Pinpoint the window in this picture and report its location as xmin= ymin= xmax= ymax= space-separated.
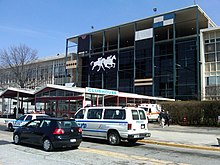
xmin=139 ymin=110 xmax=146 ymax=120
xmin=27 ymin=120 xmax=41 ymax=128
xmin=58 ymin=120 xmax=78 ymax=128
xmin=104 ymin=109 xmax=126 ymax=120
xmin=87 ymin=109 xmax=103 ymax=119
xmin=25 ymin=115 xmax=32 ymax=121
xmin=75 ymin=109 xmax=85 ymax=119
xmin=40 ymin=120 xmax=51 ymax=128
xmin=211 ymin=63 xmax=216 ymax=72
xmin=18 ymin=115 xmax=26 ymax=120
xmin=132 ymin=110 xmax=139 ymax=120
xmin=205 ymin=44 xmax=215 ymax=53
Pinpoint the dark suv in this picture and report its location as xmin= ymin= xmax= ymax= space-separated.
xmin=13 ymin=118 xmax=82 ymax=151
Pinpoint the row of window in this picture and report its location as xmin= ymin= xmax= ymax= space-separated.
xmin=75 ymin=108 xmax=146 ymax=120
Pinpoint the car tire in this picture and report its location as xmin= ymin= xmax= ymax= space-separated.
xmin=14 ymin=134 xmax=20 ymax=145
xmin=8 ymin=123 xmax=14 ymax=131
xmin=108 ymin=131 xmax=120 ymax=145
xmin=42 ymin=138 xmax=53 ymax=151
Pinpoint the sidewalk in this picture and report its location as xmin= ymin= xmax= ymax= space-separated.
xmin=141 ymin=123 xmax=220 ymax=151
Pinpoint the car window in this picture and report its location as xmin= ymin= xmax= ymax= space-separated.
xmin=75 ymin=109 xmax=85 ymax=119
xmin=57 ymin=120 xmax=78 ymax=128
xmin=18 ymin=115 xmax=26 ymax=120
xmin=25 ymin=115 xmax=32 ymax=121
xmin=40 ymin=120 xmax=51 ymax=128
xmin=87 ymin=109 xmax=103 ymax=119
xmin=139 ymin=110 xmax=146 ymax=120
xmin=104 ymin=109 xmax=125 ymax=120
xmin=27 ymin=120 xmax=41 ymax=128
xmin=132 ymin=110 xmax=139 ymax=120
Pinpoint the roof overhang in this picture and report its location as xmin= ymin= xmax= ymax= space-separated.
xmin=0 ymin=87 xmax=35 ymax=98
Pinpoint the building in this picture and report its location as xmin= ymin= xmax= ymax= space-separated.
xmin=0 ymin=54 xmax=73 ymax=89
xmin=65 ymin=5 xmax=217 ymax=101
xmin=200 ymin=27 xmax=220 ymax=100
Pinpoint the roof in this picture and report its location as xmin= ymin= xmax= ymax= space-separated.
xmin=35 ymin=84 xmax=85 ymax=94
xmin=67 ymin=5 xmax=216 ymax=41
xmin=0 ymin=87 xmax=35 ymax=98
xmin=0 ymin=84 xmax=175 ymax=102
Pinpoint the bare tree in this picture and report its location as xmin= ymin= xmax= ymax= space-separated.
xmin=0 ymin=44 xmax=38 ymax=88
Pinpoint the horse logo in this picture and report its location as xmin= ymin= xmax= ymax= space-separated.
xmin=90 ymin=55 xmax=116 ymax=72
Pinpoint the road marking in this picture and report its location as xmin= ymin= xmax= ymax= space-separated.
xmin=80 ymin=147 xmax=190 ymax=165
xmin=139 ymin=140 xmax=220 ymax=152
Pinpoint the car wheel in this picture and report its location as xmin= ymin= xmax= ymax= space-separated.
xmin=14 ymin=134 xmax=20 ymax=145
xmin=108 ymin=131 xmax=120 ymax=145
xmin=43 ymin=138 xmax=53 ymax=151
xmin=8 ymin=123 xmax=14 ymax=131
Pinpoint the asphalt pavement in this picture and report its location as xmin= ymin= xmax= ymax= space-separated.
xmin=0 ymin=117 xmax=219 ymax=151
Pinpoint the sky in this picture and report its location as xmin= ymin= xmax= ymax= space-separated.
xmin=0 ymin=0 xmax=220 ymax=58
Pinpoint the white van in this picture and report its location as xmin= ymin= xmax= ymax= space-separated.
xmin=138 ymin=104 xmax=161 ymax=122
xmin=74 ymin=106 xmax=151 ymax=145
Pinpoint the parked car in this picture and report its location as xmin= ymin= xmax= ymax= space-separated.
xmin=74 ymin=106 xmax=151 ymax=145
xmin=138 ymin=104 xmax=161 ymax=122
xmin=5 ymin=113 xmax=49 ymax=131
xmin=13 ymin=118 xmax=82 ymax=151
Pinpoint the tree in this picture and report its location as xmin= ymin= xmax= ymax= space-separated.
xmin=0 ymin=44 xmax=38 ymax=88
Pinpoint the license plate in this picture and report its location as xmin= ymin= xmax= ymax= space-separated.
xmin=70 ymin=139 xmax=76 ymax=142
xmin=134 ymin=135 xmax=139 ymax=138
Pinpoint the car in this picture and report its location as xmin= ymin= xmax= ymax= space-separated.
xmin=13 ymin=118 xmax=82 ymax=151
xmin=74 ymin=106 xmax=151 ymax=145
xmin=138 ymin=104 xmax=161 ymax=122
xmin=5 ymin=113 xmax=49 ymax=131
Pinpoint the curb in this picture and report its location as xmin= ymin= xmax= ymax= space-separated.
xmin=139 ymin=140 xmax=220 ymax=152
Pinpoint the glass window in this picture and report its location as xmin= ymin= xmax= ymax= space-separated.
xmin=216 ymin=43 xmax=220 ymax=51
xmin=217 ymin=77 xmax=220 ymax=85
xmin=217 ymin=63 xmax=220 ymax=71
xmin=132 ymin=110 xmax=139 ymax=120
xmin=205 ymin=44 xmax=215 ymax=53
xmin=75 ymin=109 xmax=85 ymax=119
xmin=40 ymin=120 xmax=51 ymax=128
xmin=139 ymin=110 xmax=146 ymax=120
xmin=217 ymin=52 xmax=220 ymax=61
xmin=58 ymin=120 xmax=78 ymax=128
xmin=205 ymin=63 xmax=210 ymax=72
xmin=211 ymin=63 xmax=216 ymax=72
xmin=87 ymin=109 xmax=103 ymax=119
xmin=27 ymin=120 xmax=41 ymax=128
xmin=18 ymin=115 xmax=26 ymax=120
xmin=205 ymin=53 xmax=215 ymax=62
xmin=104 ymin=109 xmax=126 ymax=120
xmin=209 ymin=76 xmax=216 ymax=85
xmin=25 ymin=115 xmax=32 ymax=121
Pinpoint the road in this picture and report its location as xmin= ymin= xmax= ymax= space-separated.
xmin=0 ymin=124 xmax=220 ymax=165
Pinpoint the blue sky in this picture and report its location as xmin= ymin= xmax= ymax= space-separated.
xmin=0 ymin=0 xmax=220 ymax=58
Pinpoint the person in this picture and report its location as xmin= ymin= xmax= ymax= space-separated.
xmin=159 ymin=109 xmax=167 ymax=128
xmin=13 ymin=107 xmax=17 ymax=119
xmin=165 ymin=111 xmax=170 ymax=127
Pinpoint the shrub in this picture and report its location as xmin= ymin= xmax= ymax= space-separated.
xmin=160 ymin=101 xmax=220 ymax=127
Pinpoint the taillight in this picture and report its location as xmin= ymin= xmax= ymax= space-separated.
xmin=128 ymin=123 xmax=132 ymax=130
xmin=78 ymin=127 xmax=82 ymax=133
xmin=53 ymin=128 xmax=65 ymax=135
